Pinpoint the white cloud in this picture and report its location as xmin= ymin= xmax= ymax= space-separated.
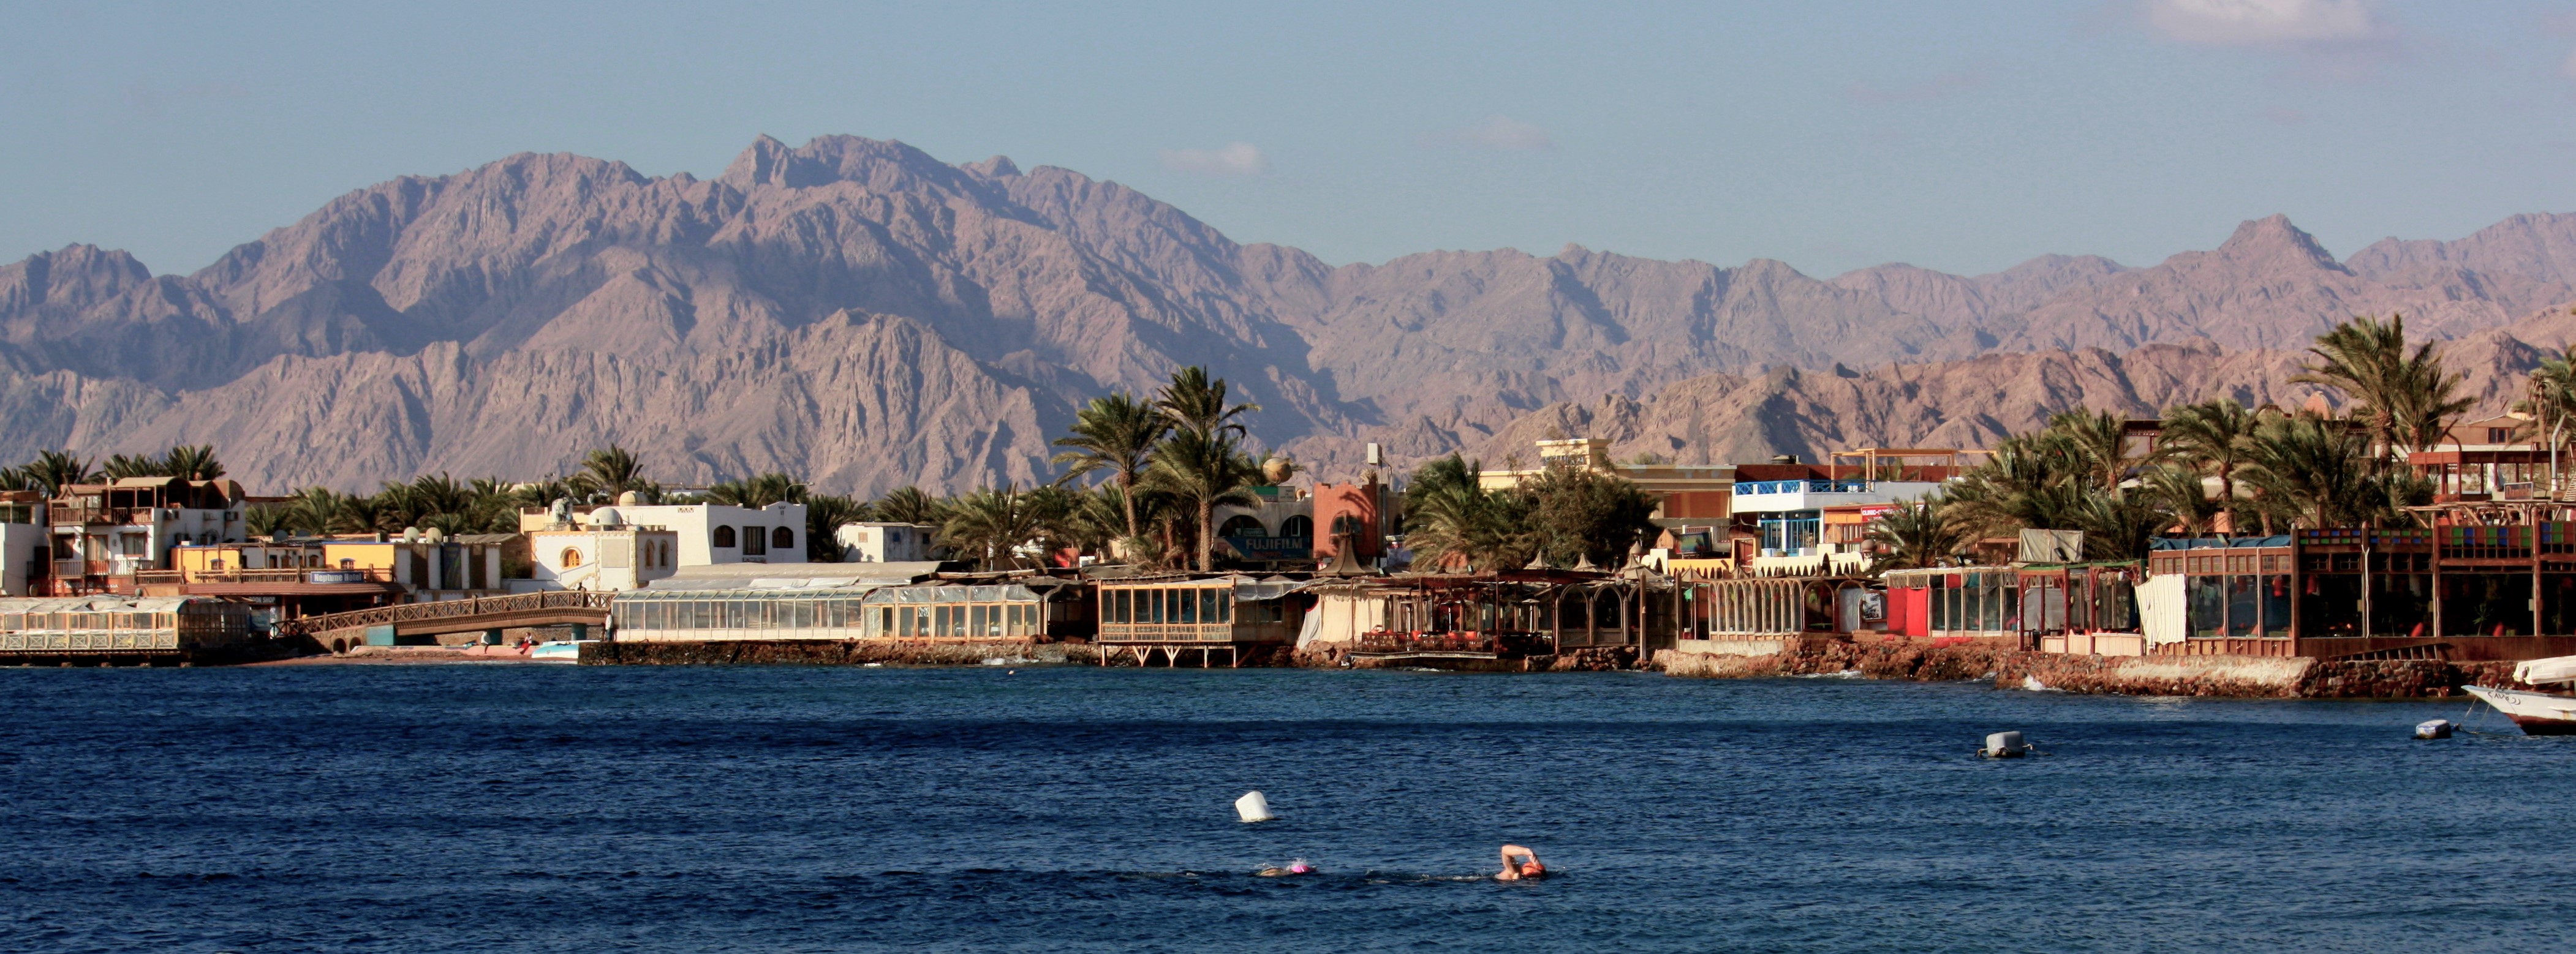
xmin=2144 ymin=0 xmax=2374 ymax=45
xmin=1157 ymin=142 xmax=1267 ymax=177
xmin=1416 ymin=116 xmax=1555 ymax=151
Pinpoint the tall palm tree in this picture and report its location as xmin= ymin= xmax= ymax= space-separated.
xmin=939 ymin=485 xmax=1051 ymax=571
xmin=2046 ymin=409 xmax=2143 ymax=492
xmin=2294 ymin=314 xmax=2471 ymax=457
xmin=19 ymin=451 xmax=94 ymax=495
xmin=1400 ymin=456 xmax=1534 ymax=571
xmin=2137 ymin=462 xmax=2221 ymax=538
xmin=162 ymin=445 xmax=224 ymax=481
xmin=578 ymin=445 xmax=652 ymax=500
xmin=2238 ymin=413 xmax=2401 ymax=529
xmin=1157 ymin=366 xmax=1260 ymax=438
xmin=1143 ymin=428 xmax=1264 ymax=571
xmin=1050 ymin=392 xmax=1167 ymax=543
xmin=99 ymin=453 xmax=163 ymax=481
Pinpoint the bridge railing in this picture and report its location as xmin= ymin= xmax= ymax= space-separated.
xmin=277 ymin=591 xmax=614 ymax=638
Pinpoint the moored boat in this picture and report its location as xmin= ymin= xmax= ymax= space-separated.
xmin=529 ymin=640 xmax=592 ymax=664
xmin=2467 ymin=654 xmax=2576 ymax=734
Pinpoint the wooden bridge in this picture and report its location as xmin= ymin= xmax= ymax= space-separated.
xmin=277 ymin=592 xmax=613 ymax=646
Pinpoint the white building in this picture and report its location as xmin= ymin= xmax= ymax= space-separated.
xmin=526 ymin=508 xmax=682 ymax=593
xmin=836 ymin=522 xmax=943 ymax=563
xmin=521 ymin=500 xmax=809 ymax=566
xmin=45 ymin=478 xmax=249 ymax=594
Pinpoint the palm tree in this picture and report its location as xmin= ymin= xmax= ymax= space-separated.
xmin=2237 ymin=413 xmax=2403 ymax=529
xmin=871 ymin=486 xmax=950 ymax=525
xmin=576 ymin=445 xmax=654 ymax=500
xmin=2047 ymin=409 xmax=2143 ymax=492
xmin=2294 ymin=314 xmax=2471 ymax=457
xmin=803 ymin=494 xmax=871 ymax=562
xmin=939 ymin=486 xmax=1051 ymax=570
xmin=1050 ymin=392 xmax=1167 ymax=544
xmin=2136 ymin=462 xmax=2221 ymax=538
xmin=1399 ymin=456 xmax=1534 ymax=571
xmin=162 ymin=445 xmax=224 ymax=481
xmin=708 ymin=472 xmax=806 ymax=508
xmin=99 ymin=453 xmax=163 ymax=481
xmin=1866 ymin=497 xmax=1965 ymax=569
xmin=1142 ymin=427 xmax=1264 ymax=571
xmin=18 ymin=451 xmax=94 ymax=495
xmin=1157 ymin=366 xmax=1260 ymax=438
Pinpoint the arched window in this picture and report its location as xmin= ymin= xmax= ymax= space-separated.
xmin=1217 ymin=515 xmax=1267 ymax=538
xmin=713 ymin=526 xmax=737 ymax=548
xmin=561 ymin=547 xmax=584 ymax=568
xmin=1278 ymin=515 xmax=1313 ymax=539
xmin=772 ymin=527 xmax=794 ymax=550
xmin=1331 ymin=514 xmax=1364 ymax=537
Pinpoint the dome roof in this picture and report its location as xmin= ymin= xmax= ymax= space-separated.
xmin=586 ymin=507 xmax=626 ymax=527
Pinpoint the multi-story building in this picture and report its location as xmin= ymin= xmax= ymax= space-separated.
xmin=519 ymin=500 xmax=808 ymax=567
xmin=44 ymin=477 xmax=252 ymax=595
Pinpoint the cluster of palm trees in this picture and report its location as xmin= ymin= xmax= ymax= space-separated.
xmin=1870 ymin=315 xmax=2476 ymax=568
xmin=1046 ymin=367 xmax=1270 ymax=571
xmin=0 ymin=445 xmax=227 ymax=495
xmin=1396 ymin=453 xmax=1660 ymax=572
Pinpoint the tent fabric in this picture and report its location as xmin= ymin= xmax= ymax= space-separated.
xmin=2137 ymin=574 xmax=2187 ymax=645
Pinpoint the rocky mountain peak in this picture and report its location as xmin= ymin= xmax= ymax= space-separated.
xmin=2215 ymin=214 xmax=2346 ymax=274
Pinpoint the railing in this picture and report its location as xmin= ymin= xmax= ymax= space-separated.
xmin=135 ymin=568 xmax=395 ymax=586
xmin=1097 ymin=622 xmax=1235 ymax=643
xmin=1354 ymin=630 xmax=1549 ymax=655
xmin=1732 ymin=480 xmax=1870 ymax=496
xmin=276 ymin=592 xmax=613 ymax=638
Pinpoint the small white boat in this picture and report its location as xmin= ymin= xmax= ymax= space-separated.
xmin=529 ymin=640 xmax=593 ymax=664
xmin=2464 ymin=685 xmax=2576 ymax=735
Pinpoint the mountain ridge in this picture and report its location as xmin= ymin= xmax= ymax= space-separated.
xmin=4 ymin=133 xmax=2574 ymax=492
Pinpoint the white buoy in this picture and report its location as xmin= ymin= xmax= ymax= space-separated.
xmin=1234 ymin=790 xmax=1275 ymax=823
xmin=1981 ymin=731 xmax=2030 ymax=758
xmin=2415 ymin=719 xmax=2453 ymax=740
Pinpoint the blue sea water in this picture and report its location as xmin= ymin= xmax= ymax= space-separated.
xmin=1 ymin=664 xmax=2570 ymax=952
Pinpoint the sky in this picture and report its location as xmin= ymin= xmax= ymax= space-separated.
xmin=6 ymin=1 xmax=2576 ymax=279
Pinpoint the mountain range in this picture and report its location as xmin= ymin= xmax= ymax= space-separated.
xmin=5 ymin=133 xmax=2575 ymax=493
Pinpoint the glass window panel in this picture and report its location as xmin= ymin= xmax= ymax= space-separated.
xmin=1146 ymin=590 xmax=1163 ymax=624
xmin=1177 ymin=590 xmax=1198 ymax=624
xmin=1203 ymin=590 xmax=1223 ymax=625
xmin=970 ymin=605 xmax=988 ymax=636
xmin=2226 ymin=575 xmax=2258 ymax=637
xmin=2261 ymin=575 xmax=2292 ymax=637
xmin=2187 ymin=577 xmax=2226 ymax=638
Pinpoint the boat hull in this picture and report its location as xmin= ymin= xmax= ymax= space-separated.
xmin=2465 ymin=685 xmax=2576 ymax=735
xmin=529 ymin=640 xmax=590 ymax=664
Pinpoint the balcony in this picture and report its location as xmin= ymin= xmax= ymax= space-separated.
xmin=1730 ymin=479 xmax=1940 ymax=514
xmin=132 ymin=568 xmax=395 ymax=586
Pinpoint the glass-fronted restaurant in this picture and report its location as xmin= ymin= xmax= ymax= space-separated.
xmin=610 ymin=582 xmax=1078 ymax=642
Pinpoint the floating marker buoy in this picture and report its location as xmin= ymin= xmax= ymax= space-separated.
xmin=1980 ymin=731 xmax=2031 ymax=758
xmin=1235 ymin=790 xmax=1275 ymax=823
xmin=2415 ymin=719 xmax=2453 ymax=740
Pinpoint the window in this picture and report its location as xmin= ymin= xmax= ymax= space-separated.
xmin=1201 ymin=589 xmax=1224 ymax=625
xmin=561 ymin=547 xmax=584 ymax=568
xmin=741 ymin=527 xmax=765 ymax=555
xmin=1279 ymin=515 xmax=1313 ymax=539
xmin=772 ymin=527 xmax=794 ymax=550
xmin=714 ymin=526 xmax=737 ymax=548
xmin=2490 ymin=427 xmax=2514 ymax=443
xmin=1218 ymin=515 xmax=1268 ymax=538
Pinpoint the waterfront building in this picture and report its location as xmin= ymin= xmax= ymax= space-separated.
xmin=0 ymin=594 xmax=255 ymax=663
xmin=1093 ymin=574 xmax=1313 ymax=666
xmin=607 ymin=575 xmax=1081 ymax=642
xmin=43 ymin=477 xmax=252 ymax=595
xmin=519 ymin=500 xmax=808 ymax=566
xmin=526 ymin=508 xmax=681 ymax=592
xmin=1214 ymin=485 xmax=1317 ymax=564
xmin=1729 ymin=449 xmax=1966 ymax=562
xmin=1475 ymin=437 xmax=1734 ymax=523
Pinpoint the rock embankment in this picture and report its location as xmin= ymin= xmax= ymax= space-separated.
xmin=1660 ymin=641 xmax=2551 ymax=699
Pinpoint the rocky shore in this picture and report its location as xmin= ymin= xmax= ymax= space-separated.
xmin=1653 ymin=639 xmax=2545 ymax=699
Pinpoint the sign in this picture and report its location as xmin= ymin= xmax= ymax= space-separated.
xmin=309 ymin=570 xmax=368 ymax=584
xmin=1225 ymin=536 xmax=1312 ymax=560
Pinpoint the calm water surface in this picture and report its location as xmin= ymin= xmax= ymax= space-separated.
xmin=1 ymin=664 xmax=2569 ymax=952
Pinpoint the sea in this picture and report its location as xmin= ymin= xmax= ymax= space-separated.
xmin=2 ymin=663 xmax=2570 ymax=952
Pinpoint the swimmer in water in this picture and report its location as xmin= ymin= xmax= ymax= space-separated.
xmin=1495 ymin=844 xmax=1544 ymax=881
xmin=1255 ymin=859 xmax=1316 ymax=877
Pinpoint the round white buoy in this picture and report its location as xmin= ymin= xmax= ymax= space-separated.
xmin=1234 ymin=790 xmax=1275 ymax=823
xmin=1981 ymin=731 xmax=2030 ymax=758
xmin=2415 ymin=719 xmax=2453 ymax=740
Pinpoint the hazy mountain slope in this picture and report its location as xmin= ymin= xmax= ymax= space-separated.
xmin=4 ymin=133 xmax=2575 ymax=492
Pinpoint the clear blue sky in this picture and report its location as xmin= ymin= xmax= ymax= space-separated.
xmin=5 ymin=1 xmax=2574 ymax=279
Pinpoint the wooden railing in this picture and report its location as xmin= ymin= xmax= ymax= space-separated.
xmin=277 ymin=592 xmax=613 ymax=637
